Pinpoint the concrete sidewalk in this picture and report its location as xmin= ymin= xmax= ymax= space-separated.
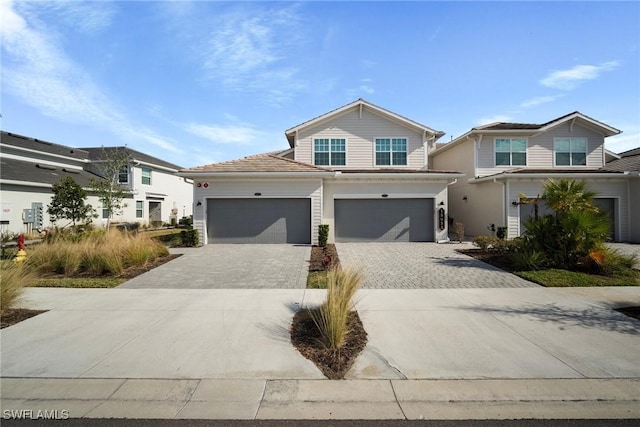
xmin=2 ymin=286 xmax=639 ymax=419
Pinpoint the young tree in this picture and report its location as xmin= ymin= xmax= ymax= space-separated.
xmin=48 ymin=177 xmax=95 ymax=228
xmin=90 ymin=147 xmax=131 ymax=229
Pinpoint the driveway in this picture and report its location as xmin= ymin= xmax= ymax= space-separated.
xmin=119 ymin=245 xmax=310 ymax=289
xmin=337 ymin=242 xmax=538 ymax=289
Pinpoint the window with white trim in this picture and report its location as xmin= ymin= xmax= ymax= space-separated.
xmin=118 ymin=166 xmax=129 ymax=184
xmin=555 ymin=138 xmax=587 ymax=166
xmin=495 ymin=138 xmax=527 ymax=166
xmin=314 ymin=138 xmax=346 ymax=166
xmin=141 ymin=167 xmax=152 ymax=185
xmin=136 ymin=201 xmax=143 ymax=218
xmin=375 ymin=138 xmax=407 ymax=166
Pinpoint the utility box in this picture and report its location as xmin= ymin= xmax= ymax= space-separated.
xmin=32 ymin=202 xmax=44 ymax=230
xmin=23 ymin=208 xmax=34 ymax=224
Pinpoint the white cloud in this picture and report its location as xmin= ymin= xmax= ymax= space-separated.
xmin=540 ymin=61 xmax=619 ymax=90
xmin=359 ymin=85 xmax=375 ymax=94
xmin=1 ymin=1 xmax=179 ymax=153
xmin=185 ymin=123 xmax=261 ymax=145
xmin=520 ymin=95 xmax=562 ymax=108
xmin=475 ymin=115 xmax=513 ymax=126
xmin=606 ymin=131 xmax=640 ymax=154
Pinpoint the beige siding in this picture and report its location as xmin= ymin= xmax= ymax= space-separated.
xmin=322 ymin=178 xmax=450 ymax=242
xmin=294 ymin=107 xmax=426 ymax=169
xmin=507 ymin=178 xmax=629 ymax=241
xmin=451 ymin=180 xmax=504 ymax=238
xmin=193 ymin=178 xmax=323 ymax=245
xmin=476 ymin=123 xmax=606 ymax=177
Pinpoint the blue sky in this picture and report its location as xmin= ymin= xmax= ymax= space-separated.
xmin=2 ymin=1 xmax=639 ymax=168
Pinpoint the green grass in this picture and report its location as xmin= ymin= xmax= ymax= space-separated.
xmin=517 ymin=269 xmax=640 ymax=287
xmin=31 ymin=277 xmax=125 ymax=288
xmin=307 ymin=271 xmax=328 ymax=289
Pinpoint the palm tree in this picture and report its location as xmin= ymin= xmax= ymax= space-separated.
xmin=543 ymin=178 xmax=599 ymax=216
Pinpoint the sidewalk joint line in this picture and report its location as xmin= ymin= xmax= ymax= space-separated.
xmin=389 ymin=379 xmax=407 ymax=420
xmin=254 ymin=379 xmax=269 ymax=419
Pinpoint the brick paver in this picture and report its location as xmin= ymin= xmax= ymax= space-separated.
xmin=119 ymin=244 xmax=310 ymax=289
xmin=337 ymin=242 xmax=538 ymax=289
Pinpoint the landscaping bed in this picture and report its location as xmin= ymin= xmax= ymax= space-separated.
xmin=307 ymin=244 xmax=341 ymax=289
xmin=1 ymin=308 xmax=47 ymax=329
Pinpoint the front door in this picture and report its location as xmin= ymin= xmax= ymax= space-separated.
xmin=149 ymin=201 xmax=162 ymax=225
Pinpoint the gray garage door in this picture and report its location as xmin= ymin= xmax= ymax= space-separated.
xmin=335 ymin=199 xmax=434 ymax=242
xmin=207 ymin=198 xmax=311 ymax=244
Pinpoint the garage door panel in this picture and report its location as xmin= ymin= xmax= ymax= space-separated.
xmin=335 ymin=199 xmax=433 ymax=242
xmin=207 ymin=199 xmax=310 ymax=244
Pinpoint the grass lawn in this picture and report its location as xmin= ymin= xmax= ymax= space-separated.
xmin=517 ymin=269 xmax=640 ymax=287
xmin=307 ymin=271 xmax=328 ymax=289
xmin=31 ymin=277 xmax=125 ymax=288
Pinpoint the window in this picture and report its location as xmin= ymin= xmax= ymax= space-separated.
xmin=141 ymin=167 xmax=151 ymax=185
xmin=314 ymin=138 xmax=346 ymax=166
xmin=136 ymin=201 xmax=143 ymax=218
xmin=495 ymin=138 xmax=527 ymax=166
xmin=102 ymin=206 xmax=109 ymax=219
xmin=375 ymin=138 xmax=407 ymax=166
xmin=555 ymin=138 xmax=587 ymax=166
xmin=118 ymin=166 xmax=129 ymax=184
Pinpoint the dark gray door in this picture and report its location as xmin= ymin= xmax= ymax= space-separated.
xmin=593 ymin=198 xmax=616 ymax=241
xmin=335 ymin=199 xmax=433 ymax=242
xmin=207 ymin=198 xmax=311 ymax=244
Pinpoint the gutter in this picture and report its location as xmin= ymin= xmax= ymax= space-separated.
xmin=470 ymin=171 xmax=629 ymax=184
xmin=177 ymin=171 xmax=335 ymax=178
xmin=331 ymin=172 xmax=464 ymax=180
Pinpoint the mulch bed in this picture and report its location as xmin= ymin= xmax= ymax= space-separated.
xmin=308 ymin=244 xmax=341 ymax=272
xmin=1 ymin=308 xmax=47 ymax=329
xmin=456 ymin=248 xmax=515 ymax=272
xmin=290 ymin=309 xmax=367 ymax=379
xmin=0 ymin=254 xmax=181 ymax=329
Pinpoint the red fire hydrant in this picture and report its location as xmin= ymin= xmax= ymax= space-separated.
xmin=14 ymin=233 xmax=27 ymax=263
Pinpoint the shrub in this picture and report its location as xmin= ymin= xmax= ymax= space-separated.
xmin=318 ymin=224 xmax=329 ymax=248
xmin=509 ymin=248 xmax=547 ymax=271
xmin=583 ymin=247 xmax=638 ymax=276
xmin=496 ymin=226 xmax=508 ymax=240
xmin=180 ymin=229 xmax=199 ymax=247
xmin=472 ymin=235 xmax=492 ymax=251
xmin=1 ymin=262 xmax=36 ymax=313
xmin=308 ymin=268 xmax=363 ymax=349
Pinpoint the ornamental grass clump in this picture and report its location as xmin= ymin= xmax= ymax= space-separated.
xmin=0 ymin=262 xmax=36 ymax=314
xmin=308 ymin=267 xmax=363 ymax=349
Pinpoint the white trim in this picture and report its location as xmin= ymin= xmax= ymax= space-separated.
xmin=332 ymin=172 xmax=463 ymax=180
xmin=333 ymin=193 xmax=437 ymax=199
xmin=312 ymin=137 xmax=347 ymax=167
xmin=0 ymin=143 xmax=89 ymax=164
xmin=373 ymin=136 xmax=409 ymax=167
xmin=180 ymin=171 xmax=334 ymax=178
xmin=494 ymin=137 xmax=528 ymax=168
xmin=553 ymin=137 xmax=589 ymax=167
xmin=471 ymin=172 xmax=628 ymax=183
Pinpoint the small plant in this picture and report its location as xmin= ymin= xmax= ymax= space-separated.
xmin=509 ymin=248 xmax=547 ymax=271
xmin=496 ymin=226 xmax=508 ymax=240
xmin=180 ymin=229 xmax=199 ymax=247
xmin=583 ymin=247 xmax=637 ymax=276
xmin=472 ymin=235 xmax=492 ymax=251
xmin=0 ymin=262 xmax=36 ymax=313
xmin=308 ymin=268 xmax=363 ymax=349
xmin=318 ymin=224 xmax=329 ymax=248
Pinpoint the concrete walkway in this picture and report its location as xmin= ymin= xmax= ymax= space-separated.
xmin=337 ymin=242 xmax=537 ymax=288
xmin=2 ymin=286 xmax=639 ymax=419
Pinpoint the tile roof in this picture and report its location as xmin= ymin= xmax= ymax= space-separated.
xmin=180 ymin=152 xmax=331 ymax=173
xmin=0 ymin=157 xmax=102 ymax=187
xmin=338 ymin=168 xmax=460 ymax=174
xmin=81 ymin=146 xmax=183 ymax=170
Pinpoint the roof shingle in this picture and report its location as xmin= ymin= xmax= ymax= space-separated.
xmin=180 ymin=152 xmax=331 ymax=173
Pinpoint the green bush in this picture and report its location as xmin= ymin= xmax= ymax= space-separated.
xmin=180 ymin=229 xmax=199 ymax=247
xmin=308 ymin=268 xmax=363 ymax=349
xmin=496 ymin=226 xmax=508 ymax=240
xmin=472 ymin=235 xmax=492 ymax=251
xmin=509 ymin=248 xmax=547 ymax=271
xmin=318 ymin=224 xmax=329 ymax=248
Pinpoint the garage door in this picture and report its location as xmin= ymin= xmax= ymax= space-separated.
xmin=593 ymin=198 xmax=616 ymax=241
xmin=335 ymin=199 xmax=434 ymax=242
xmin=207 ymin=199 xmax=311 ymax=244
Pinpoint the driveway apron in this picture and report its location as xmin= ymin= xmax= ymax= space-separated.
xmin=337 ymin=242 xmax=538 ymax=289
xmin=119 ymin=245 xmax=310 ymax=289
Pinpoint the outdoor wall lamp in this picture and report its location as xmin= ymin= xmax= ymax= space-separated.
xmin=381 ymin=194 xmax=389 ymax=198
xmin=439 ymin=201 xmax=445 ymax=206
xmin=511 ymin=200 xmax=519 ymax=206
xmin=196 ymin=201 xmax=202 ymax=206
xmin=254 ymin=192 xmax=262 ymax=196
xmin=462 ymin=196 xmax=468 ymax=201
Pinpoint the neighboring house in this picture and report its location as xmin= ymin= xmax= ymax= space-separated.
xmin=602 ymin=147 xmax=640 ymax=243
xmin=180 ymin=99 xmax=463 ymax=245
xmin=0 ymin=131 xmax=193 ymax=233
xmin=430 ymin=112 xmax=638 ymax=242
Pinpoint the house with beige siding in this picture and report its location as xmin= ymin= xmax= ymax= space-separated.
xmin=180 ymin=99 xmax=463 ymax=245
xmin=430 ymin=112 xmax=639 ymax=242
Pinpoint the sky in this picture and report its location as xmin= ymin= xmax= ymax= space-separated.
xmin=1 ymin=1 xmax=639 ymax=168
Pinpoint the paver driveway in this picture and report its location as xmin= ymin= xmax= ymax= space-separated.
xmin=119 ymin=244 xmax=310 ymax=289
xmin=337 ymin=242 xmax=538 ymax=289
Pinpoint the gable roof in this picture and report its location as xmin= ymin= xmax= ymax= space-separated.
xmin=179 ymin=152 xmax=332 ymax=175
xmin=0 ymin=157 xmax=102 ymax=188
xmin=81 ymin=146 xmax=183 ymax=171
xmin=1 ymin=131 xmax=90 ymax=161
xmin=434 ymin=111 xmax=621 ymax=155
xmin=602 ymin=146 xmax=640 ymax=172
xmin=284 ymin=98 xmax=445 ymax=147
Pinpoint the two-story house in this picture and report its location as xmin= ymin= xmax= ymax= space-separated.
xmin=180 ymin=99 xmax=463 ymax=245
xmin=0 ymin=131 xmax=193 ymax=233
xmin=430 ymin=112 xmax=637 ymax=242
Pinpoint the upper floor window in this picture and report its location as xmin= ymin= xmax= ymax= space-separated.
xmin=495 ymin=138 xmax=527 ymax=166
xmin=141 ymin=167 xmax=152 ymax=185
xmin=314 ymin=138 xmax=346 ymax=166
xmin=375 ymin=138 xmax=407 ymax=166
xmin=118 ymin=166 xmax=129 ymax=184
xmin=555 ymin=138 xmax=587 ymax=166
